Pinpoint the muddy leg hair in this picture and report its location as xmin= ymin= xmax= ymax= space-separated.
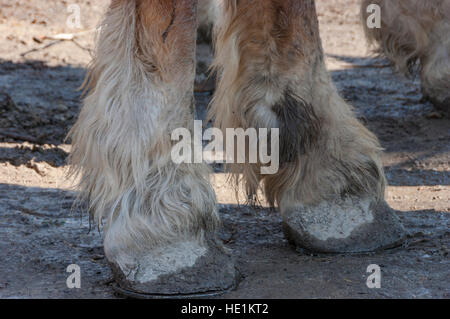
xmin=68 ymin=0 xmax=235 ymax=295
xmin=212 ymin=0 xmax=384 ymax=205
xmin=211 ymin=0 xmax=405 ymax=252
xmin=197 ymin=0 xmax=218 ymax=42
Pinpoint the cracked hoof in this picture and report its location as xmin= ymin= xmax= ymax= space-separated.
xmin=281 ymin=197 xmax=407 ymax=253
xmin=108 ymin=240 xmax=238 ymax=299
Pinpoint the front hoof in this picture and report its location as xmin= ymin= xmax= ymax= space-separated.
xmin=281 ymin=197 xmax=406 ymax=254
xmin=108 ymin=240 xmax=238 ymax=299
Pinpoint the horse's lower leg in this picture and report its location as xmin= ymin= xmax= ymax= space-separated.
xmin=211 ymin=0 xmax=406 ymax=253
xmin=68 ymin=0 xmax=236 ymax=297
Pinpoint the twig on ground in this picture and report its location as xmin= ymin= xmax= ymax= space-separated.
xmin=20 ymin=40 xmax=63 ymax=57
xmin=42 ymin=29 xmax=95 ymax=41
xmin=21 ymin=29 xmax=96 ymax=57
xmin=0 ymin=129 xmax=44 ymax=144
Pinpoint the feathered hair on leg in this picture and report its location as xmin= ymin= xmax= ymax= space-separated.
xmin=210 ymin=0 xmax=385 ymax=207
xmin=197 ymin=0 xmax=218 ymax=42
xmin=67 ymin=0 xmax=219 ymax=269
xmin=207 ymin=0 xmax=405 ymax=254
xmin=361 ymin=0 xmax=450 ymax=112
xmin=361 ymin=0 xmax=449 ymax=74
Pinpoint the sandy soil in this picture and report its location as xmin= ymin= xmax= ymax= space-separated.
xmin=0 ymin=0 xmax=448 ymax=298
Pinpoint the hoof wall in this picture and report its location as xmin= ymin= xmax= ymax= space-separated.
xmin=108 ymin=242 xmax=238 ymax=299
xmin=282 ymin=198 xmax=407 ymax=253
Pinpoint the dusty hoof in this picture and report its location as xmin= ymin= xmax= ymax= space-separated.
xmin=108 ymin=241 xmax=238 ymax=299
xmin=281 ymin=197 xmax=407 ymax=253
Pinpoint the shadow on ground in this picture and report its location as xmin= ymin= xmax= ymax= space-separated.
xmin=0 ymin=183 xmax=448 ymax=298
xmin=0 ymin=55 xmax=449 ymax=298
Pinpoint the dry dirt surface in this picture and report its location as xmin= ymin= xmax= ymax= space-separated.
xmin=0 ymin=0 xmax=448 ymax=299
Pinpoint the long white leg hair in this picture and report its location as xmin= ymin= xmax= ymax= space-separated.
xmin=68 ymin=0 xmax=219 ymax=273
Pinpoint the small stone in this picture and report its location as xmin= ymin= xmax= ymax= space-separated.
xmin=55 ymin=104 xmax=69 ymax=112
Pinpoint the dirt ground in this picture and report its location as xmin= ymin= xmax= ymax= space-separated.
xmin=0 ymin=0 xmax=448 ymax=299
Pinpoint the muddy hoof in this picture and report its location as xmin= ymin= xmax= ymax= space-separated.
xmin=108 ymin=241 xmax=238 ymax=299
xmin=281 ymin=197 xmax=407 ymax=253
